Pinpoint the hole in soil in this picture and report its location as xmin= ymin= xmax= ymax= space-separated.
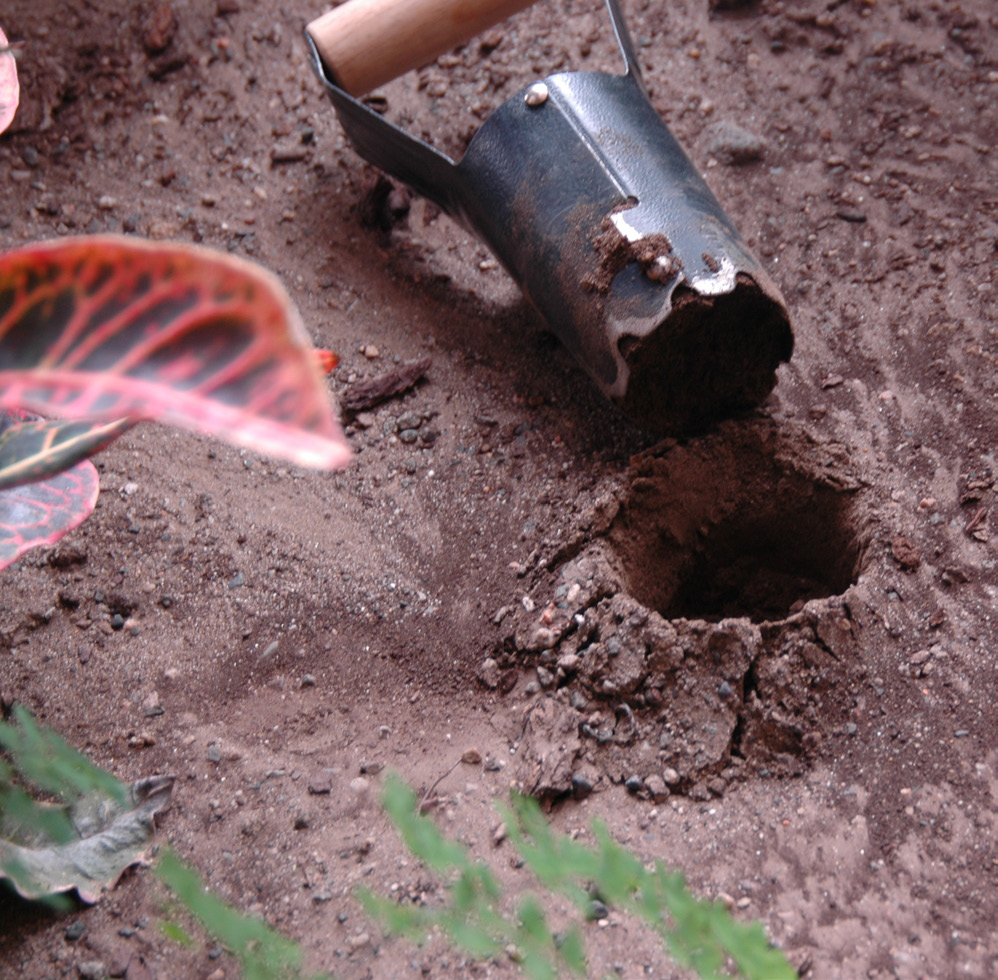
xmin=606 ymin=424 xmax=867 ymax=622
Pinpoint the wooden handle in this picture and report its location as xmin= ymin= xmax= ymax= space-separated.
xmin=307 ymin=0 xmax=536 ymax=97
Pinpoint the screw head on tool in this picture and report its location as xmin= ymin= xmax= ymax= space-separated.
xmin=647 ymin=255 xmax=680 ymax=282
xmin=524 ymin=82 xmax=549 ymax=107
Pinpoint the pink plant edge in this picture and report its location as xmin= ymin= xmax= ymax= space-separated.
xmin=0 ymin=410 xmax=133 ymax=490
xmin=0 ymin=26 xmax=18 ymax=136
xmin=0 ymin=236 xmax=351 ymax=471
xmin=0 ymin=457 xmax=98 ymax=570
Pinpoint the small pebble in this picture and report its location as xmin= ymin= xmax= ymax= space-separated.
xmin=142 ymin=691 xmax=163 ymax=717
xmin=65 ymin=921 xmax=86 ymax=941
xmin=308 ymin=773 xmax=332 ymax=794
xmin=707 ymin=777 xmax=727 ymax=797
xmin=77 ymin=962 xmax=107 ymax=980
xmin=645 ymin=774 xmax=669 ymax=802
xmin=108 ymin=946 xmax=132 ymax=977
xmin=477 ymin=658 xmax=500 ymax=688
xmin=588 ymin=899 xmax=609 ymax=920
xmin=624 ymin=774 xmax=644 ymax=794
xmin=706 ymin=120 xmax=765 ymax=164
xmin=270 ymin=141 xmax=308 ymax=163
xmin=529 ymin=627 xmax=557 ymax=651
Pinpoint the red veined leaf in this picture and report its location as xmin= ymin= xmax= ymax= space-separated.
xmin=0 ymin=237 xmax=351 ymax=471
xmin=0 ymin=409 xmax=112 ymax=567
xmin=0 ymin=408 xmax=133 ymax=490
xmin=0 ymin=26 xmax=17 ymax=136
xmin=0 ymin=456 xmax=98 ymax=571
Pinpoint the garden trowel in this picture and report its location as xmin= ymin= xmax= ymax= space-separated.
xmin=305 ymin=0 xmax=793 ymax=433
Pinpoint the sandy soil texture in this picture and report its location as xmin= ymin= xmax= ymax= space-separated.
xmin=1 ymin=1 xmax=996 ymax=978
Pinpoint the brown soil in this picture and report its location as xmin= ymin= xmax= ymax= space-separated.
xmin=582 ymin=206 xmax=679 ymax=293
xmin=1 ymin=1 xmax=997 ymax=979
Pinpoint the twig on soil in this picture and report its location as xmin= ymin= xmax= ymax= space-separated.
xmin=339 ymin=357 xmax=431 ymax=414
xmin=418 ymin=758 xmax=461 ymax=814
xmin=964 ymin=505 xmax=987 ymax=536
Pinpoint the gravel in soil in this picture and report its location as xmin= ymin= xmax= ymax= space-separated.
xmin=2 ymin=1 xmax=998 ymax=978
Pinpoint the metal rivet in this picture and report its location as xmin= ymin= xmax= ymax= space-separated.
xmin=647 ymin=255 xmax=678 ymax=282
xmin=524 ymin=82 xmax=549 ymax=108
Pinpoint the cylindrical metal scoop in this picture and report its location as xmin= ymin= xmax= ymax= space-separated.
xmin=306 ymin=0 xmax=793 ymax=433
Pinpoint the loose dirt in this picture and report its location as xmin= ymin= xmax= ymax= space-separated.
xmin=1 ymin=1 xmax=996 ymax=978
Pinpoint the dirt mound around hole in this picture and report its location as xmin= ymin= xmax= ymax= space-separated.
xmin=492 ymin=421 xmax=875 ymax=799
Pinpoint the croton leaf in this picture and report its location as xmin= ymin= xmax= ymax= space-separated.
xmin=0 ymin=236 xmax=351 ymax=470
xmin=0 ymin=455 xmax=99 ymax=570
xmin=0 ymin=775 xmax=174 ymax=903
xmin=0 ymin=409 xmax=130 ymax=569
xmin=0 ymin=26 xmax=17 ymax=136
xmin=0 ymin=407 xmax=133 ymax=490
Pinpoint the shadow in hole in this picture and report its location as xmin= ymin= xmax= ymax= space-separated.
xmin=606 ymin=421 xmax=869 ymax=623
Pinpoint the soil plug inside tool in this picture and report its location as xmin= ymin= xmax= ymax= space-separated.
xmin=306 ymin=0 xmax=794 ymax=433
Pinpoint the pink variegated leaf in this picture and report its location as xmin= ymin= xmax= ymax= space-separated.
xmin=0 ymin=26 xmax=17 ymax=136
xmin=0 ymin=441 xmax=99 ymax=572
xmin=0 ymin=408 xmax=133 ymax=490
xmin=0 ymin=464 xmax=98 ymax=569
xmin=0 ymin=236 xmax=351 ymax=471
